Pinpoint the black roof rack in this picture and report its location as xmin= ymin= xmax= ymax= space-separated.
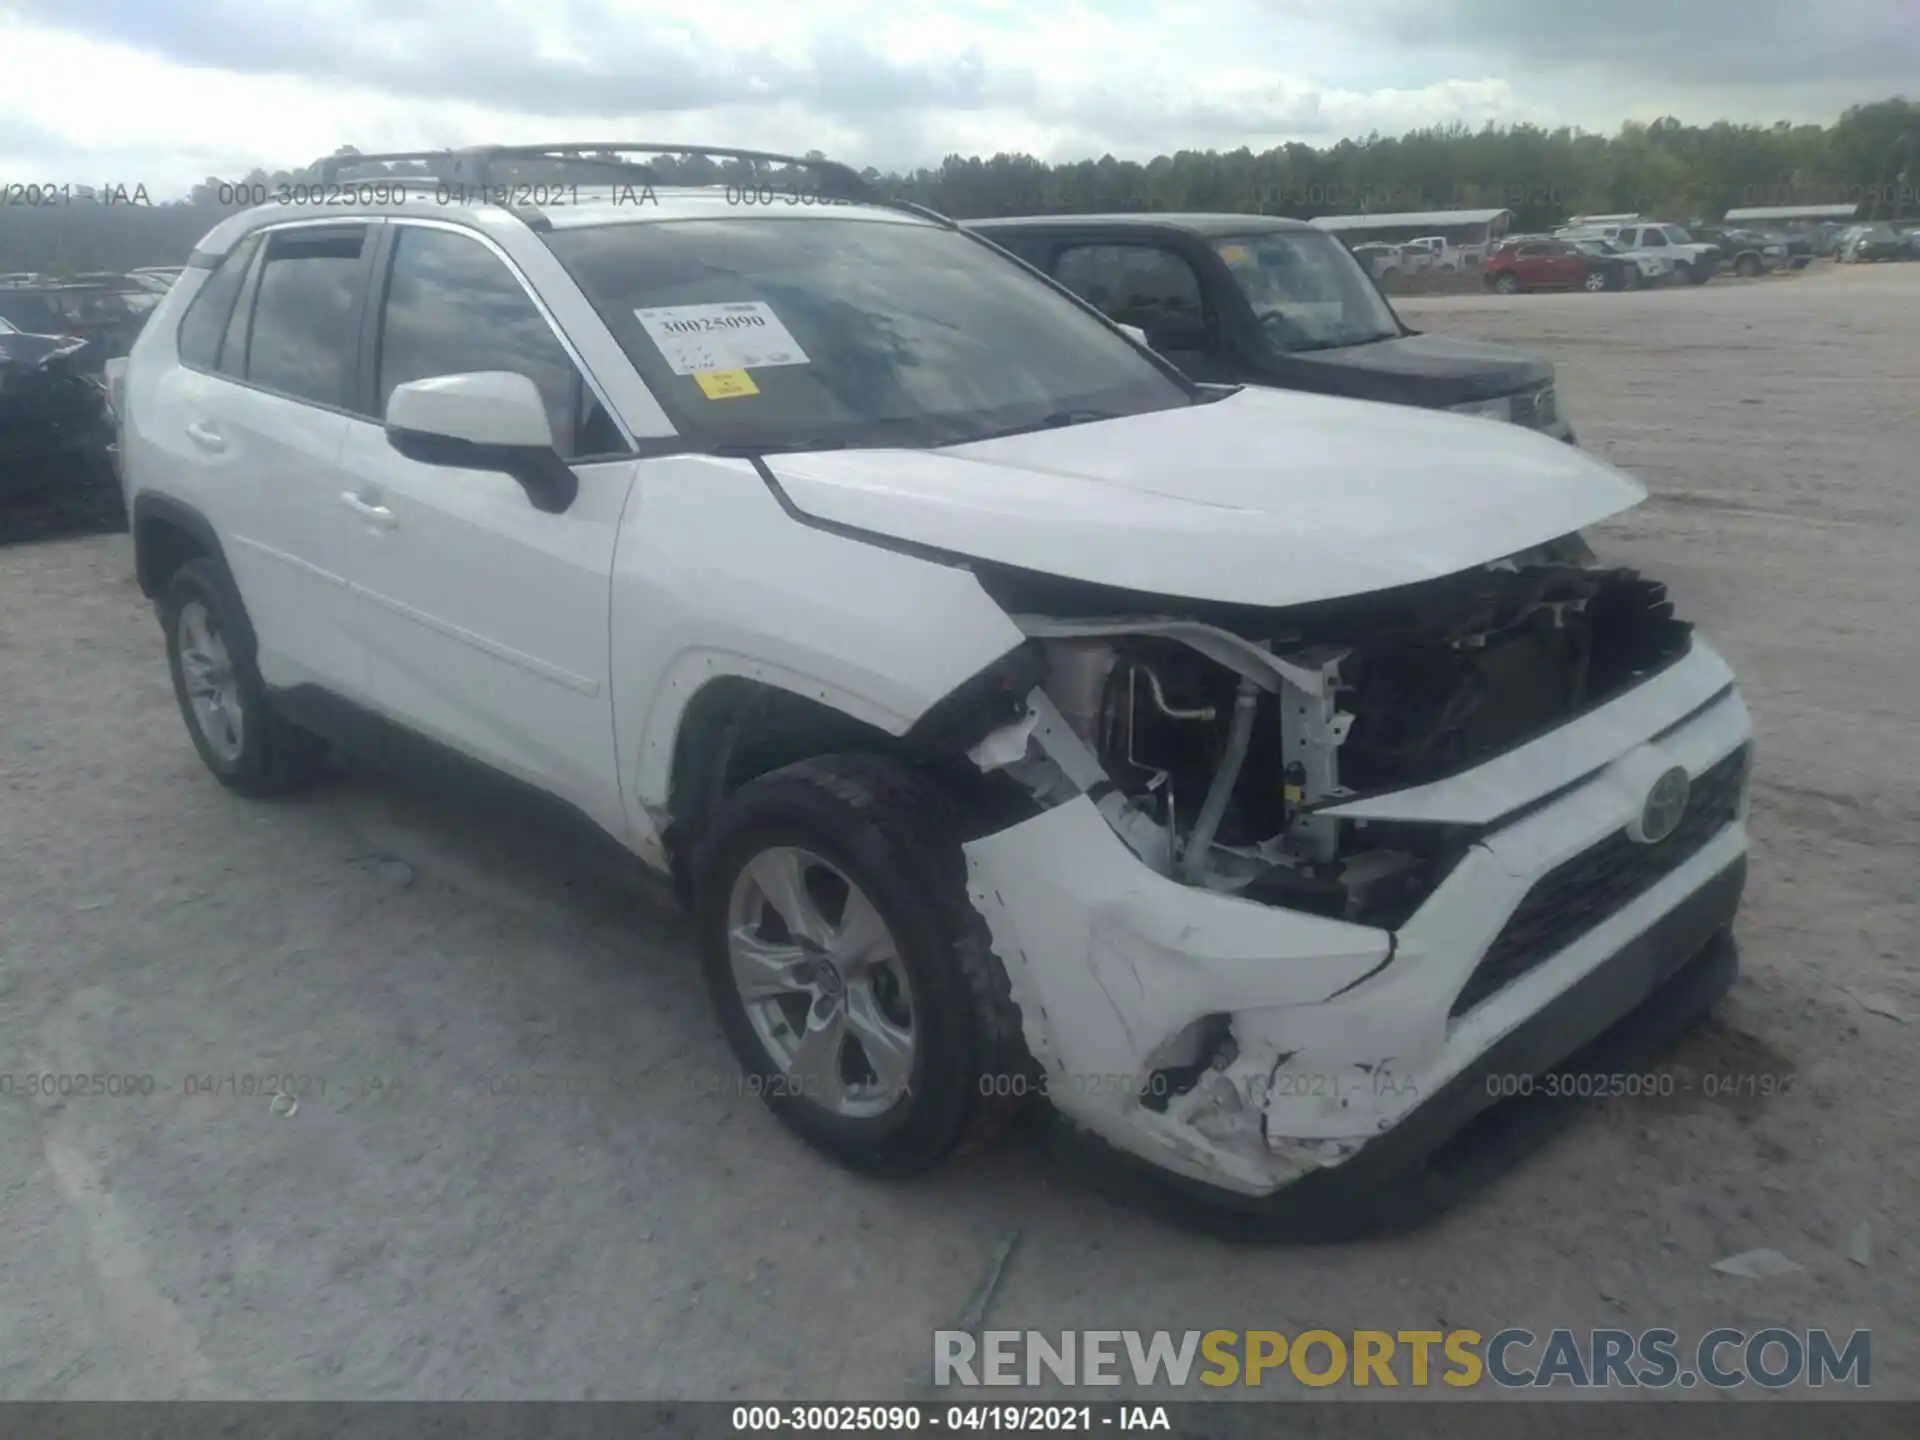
xmin=310 ymin=143 xmax=956 ymax=228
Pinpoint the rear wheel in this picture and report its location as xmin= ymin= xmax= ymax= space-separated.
xmin=1583 ymin=270 xmax=1608 ymax=292
xmin=694 ymin=754 xmax=1030 ymax=1177
xmin=1735 ymin=254 xmax=1761 ymax=278
xmin=1492 ymin=272 xmax=1520 ymax=294
xmin=161 ymin=559 xmax=328 ymax=796
xmin=1620 ymin=266 xmax=1641 ymax=290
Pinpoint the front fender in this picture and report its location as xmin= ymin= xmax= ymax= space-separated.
xmin=611 ymin=456 xmax=1026 ymax=859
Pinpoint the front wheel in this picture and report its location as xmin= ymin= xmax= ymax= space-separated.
xmin=1492 ymin=272 xmax=1519 ymax=294
xmin=1735 ymin=255 xmax=1761 ymax=278
xmin=1583 ymin=270 xmax=1609 ymax=292
xmin=693 ymin=754 xmax=1030 ymax=1177
xmin=1620 ymin=266 xmax=1641 ymax=290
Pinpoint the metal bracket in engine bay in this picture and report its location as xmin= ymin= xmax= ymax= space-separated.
xmin=1274 ymin=645 xmax=1357 ymax=863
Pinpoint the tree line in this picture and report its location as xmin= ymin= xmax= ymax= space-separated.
xmin=4 ymin=99 xmax=1913 ymax=275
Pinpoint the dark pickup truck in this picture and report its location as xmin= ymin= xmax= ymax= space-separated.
xmin=966 ymin=213 xmax=1576 ymax=444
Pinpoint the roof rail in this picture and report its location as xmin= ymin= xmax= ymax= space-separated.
xmin=315 ymin=143 xmax=871 ymax=199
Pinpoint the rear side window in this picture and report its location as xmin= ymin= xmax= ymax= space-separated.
xmin=242 ymin=227 xmax=369 ymax=409
xmin=175 ymin=233 xmax=261 ymax=370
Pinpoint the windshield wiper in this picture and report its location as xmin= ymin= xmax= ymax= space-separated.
xmin=706 ymin=438 xmax=855 ymax=456
xmin=959 ymin=408 xmax=1122 ymax=444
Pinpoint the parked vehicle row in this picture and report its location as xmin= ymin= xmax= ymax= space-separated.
xmin=1833 ymin=223 xmax=1920 ymax=262
xmin=110 ymin=143 xmax=1752 ymax=1226
xmin=1483 ymin=236 xmax=1667 ymax=293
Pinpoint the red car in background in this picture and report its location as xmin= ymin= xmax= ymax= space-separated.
xmin=1483 ymin=237 xmax=1641 ymax=293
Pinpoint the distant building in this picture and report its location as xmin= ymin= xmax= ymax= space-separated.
xmin=1307 ymin=208 xmax=1515 ymax=253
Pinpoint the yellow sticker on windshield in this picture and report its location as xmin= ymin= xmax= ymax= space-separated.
xmin=694 ymin=369 xmax=759 ymax=399
xmin=1219 ymin=244 xmax=1250 ymax=264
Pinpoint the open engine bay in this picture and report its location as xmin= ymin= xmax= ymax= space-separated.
xmin=977 ymin=533 xmax=1694 ymax=928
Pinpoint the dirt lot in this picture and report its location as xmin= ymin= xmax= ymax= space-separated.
xmin=2 ymin=263 xmax=1916 ymax=1404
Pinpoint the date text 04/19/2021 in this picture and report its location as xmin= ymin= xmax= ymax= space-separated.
xmin=729 ymin=1404 xmax=1171 ymax=1431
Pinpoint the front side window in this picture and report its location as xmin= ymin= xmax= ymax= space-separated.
xmin=1053 ymin=244 xmax=1206 ymax=337
xmin=1213 ymin=231 xmax=1402 ymax=354
xmin=547 ymin=217 xmax=1191 ymax=450
xmin=1638 ymin=230 xmax=1668 ymax=247
xmin=1660 ymin=225 xmax=1694 ymax=245
xmin=377 ymin=226 xmax=619 ymax=458
xmin=244 ymin=227 xmax=368 ymax=408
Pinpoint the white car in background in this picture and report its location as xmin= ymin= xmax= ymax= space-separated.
xmin=1400 ymin=236 xmax=1464 ymax=272
xmin=116 ymin=143 xmax=1754 ymax=1226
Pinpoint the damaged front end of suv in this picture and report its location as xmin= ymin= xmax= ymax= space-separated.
xmin=953 ymin=534 xmax=1750 ymax=1200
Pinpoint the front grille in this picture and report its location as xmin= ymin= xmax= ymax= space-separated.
xmin=1511 ymin=383 xmax=1558 ymax=430
xmin=1449 ymin=744 xmax=1749 ymax=1017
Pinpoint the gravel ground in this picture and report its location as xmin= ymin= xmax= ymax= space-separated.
xmin=2 ymin=262 xmax=1916 ymax=1404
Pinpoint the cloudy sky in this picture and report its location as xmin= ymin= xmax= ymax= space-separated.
xmin=1 ymin=0 xmax=1912 ymax=199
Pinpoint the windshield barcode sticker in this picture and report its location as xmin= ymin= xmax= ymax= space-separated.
xmin=634 ymin=302 xmax=809 ymax=376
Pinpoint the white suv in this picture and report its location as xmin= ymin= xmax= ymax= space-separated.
xmin=120 ymin=145 xmax=1753 ymax=1223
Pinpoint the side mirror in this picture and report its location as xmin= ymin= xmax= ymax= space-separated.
xmin=1117 ymin=323 xmax=1150 ymax=348
xmin=384 ymin=372 xmax=577 ymax=514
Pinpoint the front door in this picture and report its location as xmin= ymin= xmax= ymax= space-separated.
xmin=331 ymin=221 xmax=637 ymax=831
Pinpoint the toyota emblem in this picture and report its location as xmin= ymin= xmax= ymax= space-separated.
xmin=1637 ymin=766 xmax=1691 ymax=844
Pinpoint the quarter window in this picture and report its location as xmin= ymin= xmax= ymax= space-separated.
xmin=376 ymin=226 xmax=618 ymax=458
xmin=174 ymin=233 xmax=260 ymax=371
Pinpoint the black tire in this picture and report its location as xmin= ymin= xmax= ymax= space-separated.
xmin=1491 ymin=272 xmax=1519 ymax=294
xmin=1620 ymin=265 xmax=1641 ymax=290
xmin=1735 ymin=254 xmax=1761 ymax=278
xmin=160 ymin=557 xmax=328 ymax=796
xmin=693 ymin=753 xmax=1031 ymax=1177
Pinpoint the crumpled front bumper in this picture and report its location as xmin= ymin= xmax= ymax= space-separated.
xmin=963 ymin=643 xmax=1752 ymax=1200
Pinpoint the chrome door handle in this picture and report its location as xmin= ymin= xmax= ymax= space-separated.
xmin=340 ymin=492 xmax=397 ymax=529
xmin=184 ymin=421 xmax=226 ymax=453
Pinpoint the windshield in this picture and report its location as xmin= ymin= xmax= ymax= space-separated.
xmin=1213 ymin=232 xmax=1401 ymax=353
xmin=546 ymin=217 xmax=1192 ymax=450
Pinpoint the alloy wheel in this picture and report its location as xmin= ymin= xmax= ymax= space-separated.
xmin=177 ymin=599 xmax=245 ymax=763
xmin=725 ymin=846 xmax=918 ymax=1120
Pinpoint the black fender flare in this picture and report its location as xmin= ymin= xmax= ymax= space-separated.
xmin=132 ymin=491 xmax=227 ymax=599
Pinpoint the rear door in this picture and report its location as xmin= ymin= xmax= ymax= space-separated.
xmin=331 ymin=220 xmax=635 ymax=826
xmin=164 ymin=222 xmax=375 ymax=693
xmin=1541 ymin=241 xmax=1587 ymax=286
xmin=1512 ymin=243 xmax=1556 ymax=286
